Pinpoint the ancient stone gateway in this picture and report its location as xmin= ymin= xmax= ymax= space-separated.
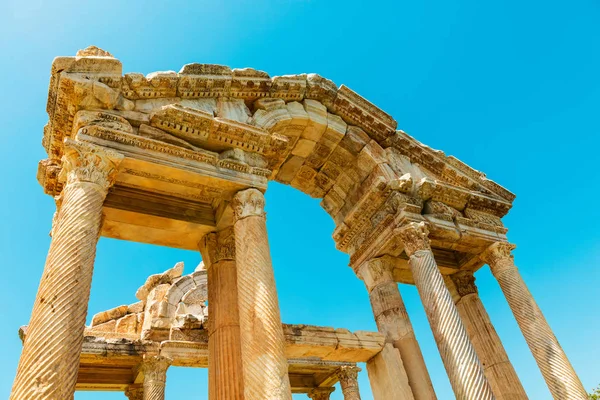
xmin=10 ymin=46 xmax=587 ymax=400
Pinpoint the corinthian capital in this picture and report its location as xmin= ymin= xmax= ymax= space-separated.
xmin=199 ymin=227 xmax=236 ymax=265
xmin=141 ymin=355 xmax=172 ymax=384
xmin=450 ymin=271 xmax=478 ymax=297
xmin=336 ymin=365 xmax=361 ymax=383
xmin=59 ymin=139 xmax=123 ymax=189
xmin=308 ymin=387 xmax=335 ymax=400
xmin=232 ymin=188 xmax=266 ymax=220
xmin=124 ymin=385 xmax=143 ymax=400
xmin=396 ymin=222 xmax=431 ymax=256
xmin=480 ymin=242 xmax=516 ymax=266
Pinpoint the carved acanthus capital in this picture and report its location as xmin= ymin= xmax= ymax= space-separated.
xmin=450 ymin=271 xmax=478 ymax=297
xmin=480 ymin=242 xmax=516 ymax=265
xmin=308 ymin=387 xmax=335 ymax=400
xmin=336 ymin=365 xmax=361 ymax=383
xmin=396 ymin=222 xmax=431 ymax=256
xmin=59 ymin=139 xmax=123 ymax=190
xmin=357 ymin=256 xmax=395 ymax=291
xmin=141 ymin=355 xmax=172 ymax=385
xmin=124 ymin=385 xmax=144 ymax=400
xmin=199 ymin=227 xmax=236 ymax=265
xmin=232 ymin=188 xmax=266 ymax=220
xmin=480 ymin=242 xmax=517 ymax=277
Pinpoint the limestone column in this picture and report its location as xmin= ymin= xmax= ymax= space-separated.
xmin=10 ymin=140 xmax=123 ymax=400
xmin=336 ymin=366 xmax=362 ymax=400
xmin=141 ymin=356 xmax=171 ymax=400
xmin=481 ymin=242 xmax=587 ymax=399
xmin=397 ymin=222 xmax=494 ymax=400
xmin=358 ymin=257 xmax=435 ymax=400
xmin=199 ymin=227 xmax=244 ymax=400
xmin=307 ymin=387 xmax=335 ymax=400
xmin=125 ymin=385 xmax=144 ymax=400
xmin=232 ymin=188 xmax=292 ymax=400
xmin=448 ymin=271 xmax=528 ymax=400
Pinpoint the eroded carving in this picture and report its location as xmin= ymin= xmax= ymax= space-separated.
xmin=232 ymin=188 xmax=265 ymax=220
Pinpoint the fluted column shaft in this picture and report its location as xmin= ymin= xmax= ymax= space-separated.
xmin=481 ymin=243 xmax=587 ymax=399
xmin=337 ymin=366 xmax=362 ymax=400
xmin=10 ymin=140 xmax=122 ymax=400
xmin=398 ymin=222 xmax=494 ymax=400
xmin=232 ymin=188 xmax=292 ymax=400
xmin=142 ymin=356 xmax=171 ymax=400
xmin=200 ymin=227 xmax=245 ymax=400
xmin=448 ymin=272 xmax=527 ymax=400
xmin=359 ymin=257 xmax=435 ymax=400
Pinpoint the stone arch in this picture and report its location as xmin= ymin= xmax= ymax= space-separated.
xmin=40 ymin=56 xmax=515 ymax=267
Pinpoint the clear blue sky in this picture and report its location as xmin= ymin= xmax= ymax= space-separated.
xmin=1 ymin=1 xmax=599 ymax=399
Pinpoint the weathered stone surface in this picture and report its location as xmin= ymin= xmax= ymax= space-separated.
xmin=20 ymin=47 xmax=573 ymax=400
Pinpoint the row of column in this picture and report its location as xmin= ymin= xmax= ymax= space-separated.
xmin=359 ymin=222 xmax=587 ymax=400
xmin=10 ymin=139 xmax=586 ymax=399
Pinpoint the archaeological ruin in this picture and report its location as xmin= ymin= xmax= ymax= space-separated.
xmin=10 ymin=46 xmax=588 ymax=399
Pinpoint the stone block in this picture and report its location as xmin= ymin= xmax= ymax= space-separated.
xmin=291 ymin=138 xmax=317 ymax=158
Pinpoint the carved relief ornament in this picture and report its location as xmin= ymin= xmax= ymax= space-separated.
xmin=480 ymin=242 xmax=517 ymax=277
xmin=232 ymin=188 xmax=266 ymax=220
xmin=59 ymin=139 xmax=123 ymax=190
xmin=396 ymin=222 xmax=431 ymax=257
xmin=336 ymin=365 xmax=361 ymax=387
xmin=141 ymin=355 xmax=172 ymax=384
xmin=450 ymin=271 xmax=478 ymax=297
xmin=480 ymin=242 xmax=515 ymax=264
xmin=200 ymin=227 xmax=236 ymax=265
xmin=307 ymin=387 xmax=335 ymax=400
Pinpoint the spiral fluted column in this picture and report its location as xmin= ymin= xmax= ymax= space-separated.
xmin=337 ymin=366 xmax=362 ymax=400
xmin=448 ymin=271 xmax=527 ymax=400
xmin=10 ymin=140 xmax=122 ymax=400
xmin=141 ymin=356 xmax=171 ymax=400
xmin=359 ymin=257 xmax=435 ymax=400
xmin=199 ymin=227 xmax=245 ymax=400
xmin=481 ymin=243 xmax=586 ymax=399
xmin=232 ymin=188 xmax=292 ymax=400
xmin=397 ymin=222 xmax=494 ymax=400
xmin=307 ymin=387 xmax=335 ymax=400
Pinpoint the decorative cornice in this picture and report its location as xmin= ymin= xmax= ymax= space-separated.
xmin=480 ymin=242 xmax=516 ymax=266
xmin=59 ymin=139 xmax=123 ymax=190
xmin=232 ymin=188 xmax=266 ymax=220
xmin=396 ymin=222 xmax=431 ymax=257
xmin=450 ymin=271 xmax=478 ymax=297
